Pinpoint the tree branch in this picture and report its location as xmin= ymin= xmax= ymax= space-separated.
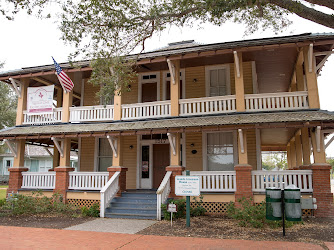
xmin=267 ymin=0 xmax=334 ymax=28
xmin=303 ymin=0 xmax=334 ymax=10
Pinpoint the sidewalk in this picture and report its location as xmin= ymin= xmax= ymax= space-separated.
xmin=0 ymin=226 xmax=325 ymax=250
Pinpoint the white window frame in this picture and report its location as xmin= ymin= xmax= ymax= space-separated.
xmin=202 ymin=131 xmax=238 ymax=171
xmin=138 ymin=72 xmax=161 ymax=103
xmin=94 ymin=137 xmax=113 ymax=172
xmin=162 ymin=69 xmax=186 ymax=100
xmin=205 ymin=64 xmax=231 ymax=97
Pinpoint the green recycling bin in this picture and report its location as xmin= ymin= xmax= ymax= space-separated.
xmin=266 ymin=188 xmax=282 ymax=221
xmin=284 ymin=185 xmax=302 ymax=221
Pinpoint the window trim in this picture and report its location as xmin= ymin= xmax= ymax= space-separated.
xmin=205 ymin=64 xmax=231 ymax=97
xmin=202 ymin=131 xmax=238 ymax=171
xmin=162 ymin=69 xmax=186 ymax=100
xmin=94 ymin=137 xmax=113 ymax=172
xmin=138 ymin=72 xmax=161 ymax=103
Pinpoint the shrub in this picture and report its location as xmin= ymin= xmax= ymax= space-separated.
xmin=81 ymin=203 xmax=100 ymax=217
xmin=226 ymin=197 xmax=301 ymax=228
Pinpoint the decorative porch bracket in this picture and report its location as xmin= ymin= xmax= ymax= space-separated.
xmin=51 ymin=137 xmax=64 ymax=157
xmin=44 ymin=147 xmax=53 ymax=156
xmin=3 ymin=139 xmax=17 ymax=157
xmin=325 ymin=134 xmax=334 ymax=149
xmin=316 ymin=126 xmax=321 ymax=153
xmin=238 ymin=129 xmax=244 ymax=153
xmin=107 ymin=135 xmax=118 ymax=157
xmin=9 ymin=78 xmax=22 ymax=97
xmin=233 ymin=51 xmax=240 ymax=78
xmin=308 ymin=43 xmax=313 ymax=73
xmin=167 ymin=133 xmax=176 ymax=156
xmin=167 ymin=59 xmax=176 ymax=84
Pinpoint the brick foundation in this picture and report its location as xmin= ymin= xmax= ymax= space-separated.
xmin=165 ymin=165 xmax=185 ymax=198
xmin=234 ymin=164 xmax=253 ymax=206
xmin=107 ymin=166 xmax=128 ymax=196
xmin=7 ymin=167 xmax=29 ymax=196
xmin=54 ymin=167 xmax=74 ymax=202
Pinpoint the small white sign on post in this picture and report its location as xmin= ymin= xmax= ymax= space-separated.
xmin=167 ymin=203 xmax=177 ymax=227
xmin=175 ymin=176 xmax=200 ymax=196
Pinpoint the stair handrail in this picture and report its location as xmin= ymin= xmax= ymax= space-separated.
xmin=100 ymin=171 xmax=120 ymax=218
xmin=156 ymin=171 xmax=172 ymax=220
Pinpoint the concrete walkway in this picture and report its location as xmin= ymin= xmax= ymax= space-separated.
xmin=65 ymin=218 xmax=157 ymax=234
xmin=0 ymin=226 xmax=325 ymax=249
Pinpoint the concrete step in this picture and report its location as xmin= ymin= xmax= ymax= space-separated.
xmin=110 ymin=202 xmax=156 ymax=209
xmin=105 ymin=212 xmax=156 ymax=220
xmin=106 ymin=207 xmax=156 ymax=215
xmin=111 ymin=197 xmax=157 ymax=204
xmin=121 ymin=192 xmax=156 ymax=198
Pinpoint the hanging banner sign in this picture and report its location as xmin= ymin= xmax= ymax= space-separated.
xmin=27 ymin=85 xmax=54 ymax=114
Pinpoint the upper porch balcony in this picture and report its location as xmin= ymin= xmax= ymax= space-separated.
xmin=22 ymin=91 xmax=309 ymax=125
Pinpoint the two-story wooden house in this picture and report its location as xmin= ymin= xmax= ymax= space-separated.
xmin=0 ymin=33 xmax=333 ymax=219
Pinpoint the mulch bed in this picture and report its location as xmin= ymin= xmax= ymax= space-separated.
xmin=0 ymin=215 xmax=94 ymax=229
xmin=138 ymin=216 xmax=334 ymax=247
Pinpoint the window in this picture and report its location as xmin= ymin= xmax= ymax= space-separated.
xmin=138 ymin=72 xmax=160 ymax=103
xmin=97 ymin=138 xmax=113 ymax=172
xmin=206 ymin=132 xmax=235 ymax=171
xmin=163 ymin=70 xmax=185 ymax=100
xmin=206 ymin=65 xmax=230 ymax=97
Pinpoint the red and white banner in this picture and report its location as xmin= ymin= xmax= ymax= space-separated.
xmin=27 ymin=85 xmax=54 ymax=114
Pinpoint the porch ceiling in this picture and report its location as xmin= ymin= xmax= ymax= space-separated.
xmin=1 ymin=110 xmax=334 ymax=140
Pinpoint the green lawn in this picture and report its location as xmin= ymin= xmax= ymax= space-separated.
xmin=0 ymin=189 xmax=7 ymax=199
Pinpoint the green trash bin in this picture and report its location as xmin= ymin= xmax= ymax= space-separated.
xmin=284 ymin=185 xmax=302 ymax=222
xmin=266 ymin=188 xmax=282 ymax=221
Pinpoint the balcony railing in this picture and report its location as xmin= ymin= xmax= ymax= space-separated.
xmin=23 ymin=108 xmax=62 ymax=125
xmin=22 ymin=91 xmax=310 ymax=125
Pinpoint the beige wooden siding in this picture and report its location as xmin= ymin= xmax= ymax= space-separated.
xmin=185 ymin=132 xmax=203 ymax=171
xmin=246 ymin=129 xmax=257 ymax=170
xmin=80 ymin=137 xmax=95 ymax=171
xmin=230 ymin=62 xmax=253 ymax=95
xmin=122 ymin=77 xmax=139 ymax=104
xmin=83 ymin=80 xmax=100 ymax=106
xmin=185 ymin=66 xmax=206 ymax=99
xmin=122 ymin=136 xmax=137 ymax=189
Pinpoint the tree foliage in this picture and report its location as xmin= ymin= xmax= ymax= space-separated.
xmin=262 ymin=152 xmax=287 ymax=170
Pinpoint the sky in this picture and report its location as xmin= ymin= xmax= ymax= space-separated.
xmin=1 ymin=8 xmax=334 ymax=156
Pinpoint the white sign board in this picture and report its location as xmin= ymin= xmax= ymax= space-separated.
xmin=167 ymin=203 xmax=177 ymax=213
xmin=27 ymin=85 xmax=54 ymax=114
xmin=175 ymin=176 xmax=200 ymax=196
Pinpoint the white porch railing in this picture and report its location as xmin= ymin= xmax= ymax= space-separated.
xmin=252 ymin=170 xmax=313 ymax=192
xmin=21 ymin=172 xmax=56 ymax=189
xmin=100 ymin=172 xmax=120 ymax=218
xmin=245 ymin=91 xmax=309 ymax=112
xmin=179 ymin=95 xmax=236 ymax=116
xmin=185 ymin=171 xmax=236 ymax=192
xmin=23 ymin=108 xmax=62 ymax=125
xmin=70 ymin=105 xmax=114 ymax=122
xmin=68 ymin=172 xmax=109 ymax=190
xmin=156 ymin=171 xmax=172 ymax=220
xmin=121 ymin=100 xmax=171 ymax=120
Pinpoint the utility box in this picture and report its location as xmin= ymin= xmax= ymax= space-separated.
xmin=284 ymin=185 xmax=302 ymax=221
xmin=266 ymin=188 xmax=282 ymax=220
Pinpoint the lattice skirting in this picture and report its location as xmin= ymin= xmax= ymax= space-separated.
xmin=67 ymin=199 xmax=100 ymax=209
xmin=191 ymin=202 xmax=313 ymax=217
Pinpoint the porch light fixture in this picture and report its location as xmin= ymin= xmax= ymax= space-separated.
xmin=193 ymin=78 xmax=197 ymax=83
xmin=190 ymin=143 xmax=195 ymax=147
xmin=129 ymin=145 xmax=134 ymax=149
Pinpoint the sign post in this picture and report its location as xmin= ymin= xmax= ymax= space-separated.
xmin=175 ymin=170 xmax=200 ymax=228
xmin=167 ymin=203 xmax=177 ymax=227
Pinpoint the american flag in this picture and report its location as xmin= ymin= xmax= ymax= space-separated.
xmin=52 ymin=57 xmax=74 ymax=92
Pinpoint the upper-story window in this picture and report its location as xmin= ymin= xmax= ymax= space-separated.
xmin=205 ymin=65 xmax=231 ymax=97
xmin=163 ymin=70 xmax=185 ymax=100
xmin=138 ymin=72 xmax=160 ymax=103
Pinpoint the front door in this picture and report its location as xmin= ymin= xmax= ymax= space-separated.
xmin=142 ymin=82 xmax=157 ymax=103
xmin=153 ymin=144 xmax=170 ymax=189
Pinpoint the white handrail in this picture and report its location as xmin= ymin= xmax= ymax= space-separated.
xmin=21 ymin=172 xmax=56 ymax=189
xmin=251 ymin=170 xmax=313 ymax=192
xmin=184 ymin=171 xmax=236 ymax=192
xmin=68 ymin=172 xmax=109 ymax=190
xmin=70 ymin=105 xmax=114 ymax=122
xmin=245 ymin=91 xmax=309 ymax=112
xmin=122 ymin=100 xmax=171 ymax=120
xmin=156 ymin=171 xmax=172 ymax=220
xmin=100 ymin=172 xmax=120 ymax=218
xmin=179 ymin=95 xmax=236 ymax=116
xmin=23 ymin=108 xmax=62 ymax=125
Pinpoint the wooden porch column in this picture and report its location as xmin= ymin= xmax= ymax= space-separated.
xmin=61 ymin=91 xmax=73 ymax=123
xmin=113 ymin=90 xmax=122 ymax=120
xmin=8 ymin=139 xmax=28 ymax=194
xmin=286 ymin=144 xmax=292 ymax=169
xmin=52 ymin=90 xmax=62 ymax=170
xmin=303 ymin=45 xmax=320 ymax=109
xmin=169 ymin=60 xmax=180 ymax=116
xmin=290 ymin=139 xmax=297 ymax=169
xmin=310 ymin=128 xmax=326 ymax=164
xmin=112 ymin=136 xmax=123 ymax=167
xmin=301 ymin=127 xmax=311 ymax=165
xmin=234 ymin=52 xmax=245 ymax=112
xmin=296 ymin=50 xmax=305 ymax=91
xmin=170 ymin=133 xmax=181 ymax=166
xmin=295 ymin=131 xmax=303 ymax=168
xmin=15 ymin=79 xmax=28 ymax=126
xmin=238 ymin=129 xmax=248 ymax=165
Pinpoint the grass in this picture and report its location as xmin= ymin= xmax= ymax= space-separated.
xmin=0 ymin=189 xmax=6 ymax=199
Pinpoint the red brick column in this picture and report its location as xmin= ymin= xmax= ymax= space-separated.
xmin=7 ymin=168 xmax=29 ymax=195
xmin=234 ymin=164 xmax=253 ymax=206
xmin=54 ymin=167 xmax=74 ymax=202
xmin=309 ymin=164 xmax=334 ymax=217
xmin=107 ymin=167 xmax=128 ymax=196
xmin=165 ymin=166 xmax=185 ymax=198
